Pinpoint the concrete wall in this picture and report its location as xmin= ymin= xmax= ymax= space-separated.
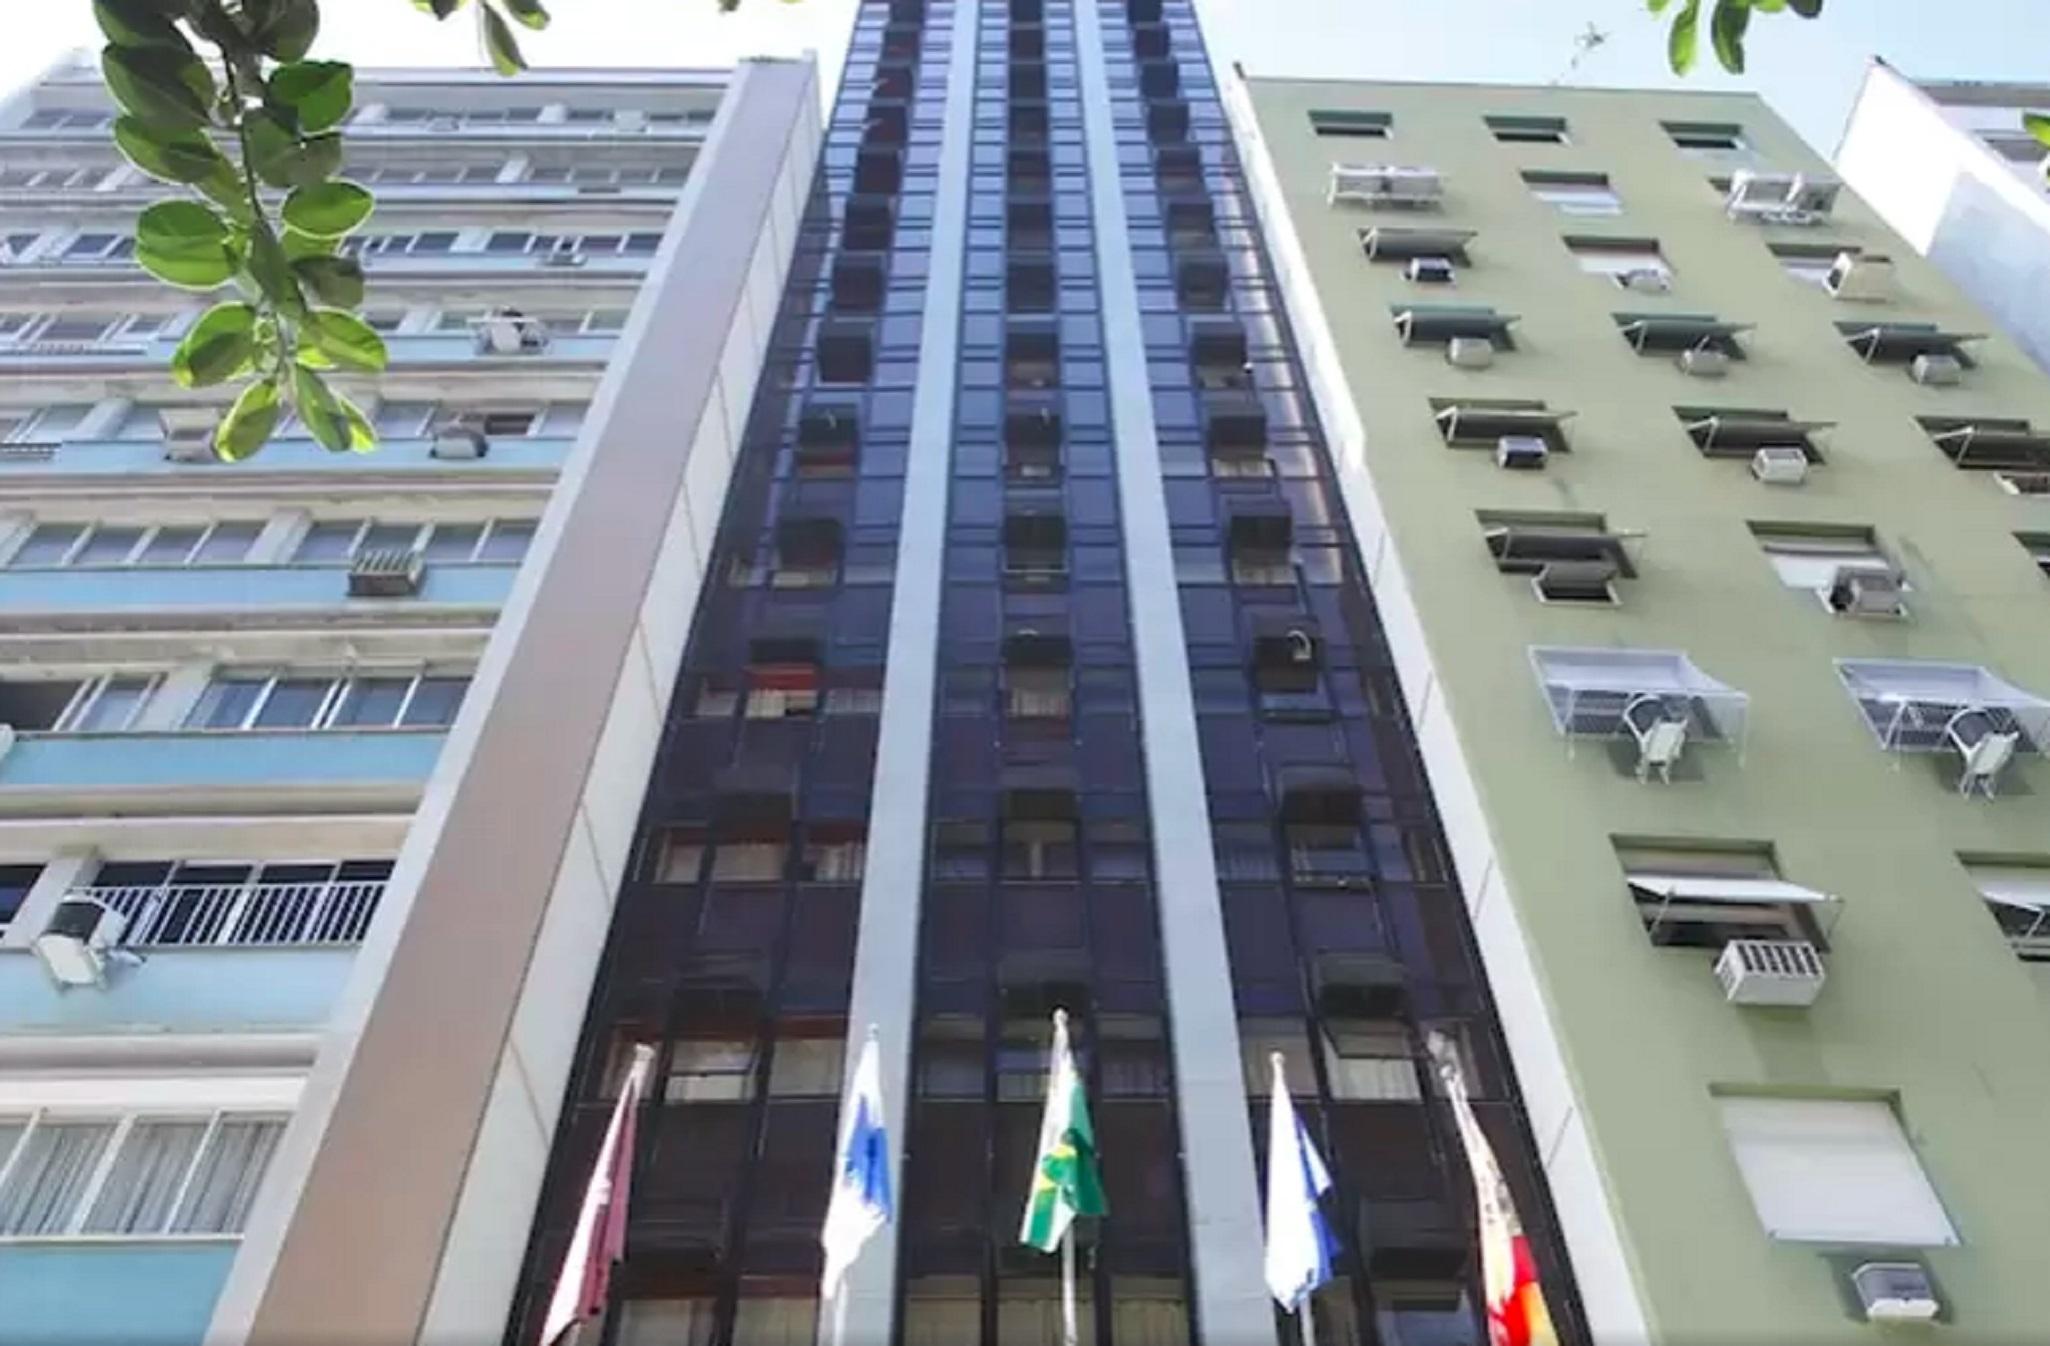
xmin=1237 ymin=76 xmax=2050 ymax=1344
xmin=202 ymin=57 xmax=823 ymax=1346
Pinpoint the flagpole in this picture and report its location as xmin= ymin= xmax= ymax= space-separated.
xmin=1298 ymin=1291 xmax=1319 ymax=1346
xmin=1060 ymin=1224 xmax=1078 ymax=1346
xmin=831 ymin=1285 xmax=848 ymax=1346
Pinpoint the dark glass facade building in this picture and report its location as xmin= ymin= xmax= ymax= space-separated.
xmin=510 ymin=1 xmax=1588 ymax=1342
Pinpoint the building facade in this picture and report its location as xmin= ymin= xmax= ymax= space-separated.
xmin=500 ymin=4 xmax=1586 ymax=1346
xmin=1231 ymin=75 xmax=2050 ymax=1343
xmin=1838 ymin=62 xmax=2050 ymax=375
xmin=0 ymin=55 xmax=819 ymax=1346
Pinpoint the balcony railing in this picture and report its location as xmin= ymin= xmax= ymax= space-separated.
xmin=70 ymin=879 xmax=385 ymax=947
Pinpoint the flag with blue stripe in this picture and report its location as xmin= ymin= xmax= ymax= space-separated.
xmin=821 ymin=1029 xmax=894 ymax=1299
xmin=1264 ymin=1052 xmax=1338 ymax=1313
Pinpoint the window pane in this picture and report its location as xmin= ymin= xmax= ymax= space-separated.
xmin=422 ymin=524 xmax=483 ymax=562
xmin=477 ymin=521 xmax=536 ymax=563
xmin=74 ymin=527 xmax=142 ymax=565
xmin=170 ymin=1118 xmax=284 ymax=1234
xmin=186 ymin=677 xmax=265 ymax=730
xmin=0 ymin=1121 xmax=115 ymax=1235
xmin=400 ymin=676 xmax=468 ymax=727
xmin=10 ymin=524 xmax=82 ymax=567
xmin=252 ymin=677 xmax=333 ymax=729
xmin=331 ymin=677 xmax=411 ymax=727
xmin=137 ymin=527 xmax=204 ymax=566
xmin=72 ymin=678 xmax=151 ymax=732
xmin=193 ymin=522 xmax=261 ymax=564
xmin=294 ymin=522 xmax=361 ymax=563
xmin=82 ymin=1120 xmax=207 ymax=1234
xmin=360 ymin=523 xmax=420 ymax=554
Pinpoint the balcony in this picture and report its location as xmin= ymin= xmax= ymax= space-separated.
xmin=0 ymin=431 xmax=575 ymax=477
xmin=0 ymin=729 xmax=447 ymax=804
xmin=0 ymin=1242 xmax=236 ymax=1346
xmin=75 ymin=876 xmax=384 ymax=948
xmin=0 ymin=563 xmax=516 ymax=617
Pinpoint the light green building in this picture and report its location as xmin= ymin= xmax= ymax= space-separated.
xmin=1227 ymin=76 xmax=2050 ymax=1343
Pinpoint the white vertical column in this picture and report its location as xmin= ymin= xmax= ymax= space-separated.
xmin=829 ymin=0 xmax=981 ymax=1341
xmin=1071 ymin=1 xmax=1276 ymax=1342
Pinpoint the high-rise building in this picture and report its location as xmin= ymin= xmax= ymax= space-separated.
xmin=0 ymin=54 xmax=819 ymax=1346
xmin=1230 ymin=74 xmax=2050 ymax=1343
xmin=1838 ymin=62 xmax=2050 ymax=374
xmin=481 ymin=2 xmax=1586 ymax=1344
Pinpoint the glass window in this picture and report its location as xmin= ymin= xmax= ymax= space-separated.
xmin=399 ymin=676 xmax=468 ymax=727
xmin=168 ymin=1117 xmax=283 ymax=1234
xmin=70 ymin=677 xmax=153 ymax=732
xmin=295 ymin=521 xmax=363 ymax=563
xmin=477 ymin=520 xmax=536 ymax=563
xmin=711 ymin=840 xmax=785 ymax=882
xmin=9 ymin=524 xmax=82 ymax=567
xmin=81 ymin=1120 xmax=207 ymax=1234
xmin=331 ymin=677 xmax=412 ymax=727
xmin=0 ymin=1121 xmax=114 ymax=1234
xmin=1524 ymin=172 xmax=1622 ymax=216
xmin=137 ymin=527 xmax=205 ymax=566
xmin=192 ymin=522 xmax=261 ymax=564
xmin=186 ymin=676 xmax=265 ymax=730
xmin=252 ymin=677 xmax=333 ymax=729
xmin=1002 ymin=819 xmax=1078 ymax=879
xmin=0 ymin=864 xmax=40 ymax=929
xmin=423 ymin=524 xmax=484 ymax=562
xmin=667 ymin=1039 xmax=756 ymax=1101
xmin=73 ymin=527 xmax=143 ymax=566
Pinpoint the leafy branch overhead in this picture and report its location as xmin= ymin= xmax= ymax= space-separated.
xmin=1648 ymin=0 xmax=1823 ymax=76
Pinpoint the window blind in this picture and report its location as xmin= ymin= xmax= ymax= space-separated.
xmin=1717 ymin=1096 xmax=1957 ymax=1246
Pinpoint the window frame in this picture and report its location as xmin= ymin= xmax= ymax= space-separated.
xmin=183 ymin=668 xmax=470 ymax=732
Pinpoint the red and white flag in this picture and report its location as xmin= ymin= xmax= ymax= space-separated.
xmin=540 ymin=1043 xmax=656 ymax=1346
xmin=1426 ymin=1031 xmax=1558 ymax=1346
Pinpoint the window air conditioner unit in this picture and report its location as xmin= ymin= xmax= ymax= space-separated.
xmin=1495 ymin=434 xmax=1548 ymax=470
xmin=1406 ymin=255 xmax=1455 ymax=284
xmin=1851 ymin=1263 xmax=1940 ymax=1324
xmin=1910 ymin=353 xmax=1962 ymax=386
xmin=1953 ymin=722 xmax=2019 ymax=797
xmin=1678 ymin=346 xmax=1729 ymax=378
xmin=475 ymin=311 xmax=548 ymax=355
xmin=1445 ymin=336 xmax=1494 ymax=369
xmin=349 ymin=547 xmax=426 ymax=597
xmin=1714 ymin=938 xmax=1825 ymax=1006
xmin=1635 ymin=717 xmax=1688 ymax=781
xmin=1825 ymin=251 xmax=1894 ymax=302
xmin=158 ymin=406 xmax=218 ymax=463
xmin=1751 ymin=446 xmax=1809 ymax=485
xmin=539 ymin=243 xmax=586 ymax=268
xmin=33 ymin=897 xmax=125 ymax=989
xmin=1826 ymin=565 xmax=1906 ymax=618
xmin=1621 ymin=267 xmax=1671 ymax=294
xmin=431 ymin=421 xmax=489 ymax=460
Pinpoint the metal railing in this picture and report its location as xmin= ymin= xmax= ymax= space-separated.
xmin=68 ymin=880 xmax=385 ymax=948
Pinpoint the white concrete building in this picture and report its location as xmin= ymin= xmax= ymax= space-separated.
xmin=1838 ymin=61 xmax=2050 ymax=374
xmin=0 ymin=53 xmax=819 ymax=1346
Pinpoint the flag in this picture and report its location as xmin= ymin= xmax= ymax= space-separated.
xmin=821 ymin=1029 xmax=894 ymax=1299
xmin=1263 ymin=1053 xmax=1338 ymax=1313
xmin=1426 ymin=1032 xmax=1558 ymax=1346
xmin=540 ymin=1042 xmax=655 ymax=1346
xmin=1019 ymin=1009 xmax=1107 ymax=1253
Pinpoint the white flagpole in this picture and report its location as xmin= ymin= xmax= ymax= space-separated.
xmin=1299 ymin=1292 xmax=1319 ymax=1346
xmin=831 ymin=1286 xmax=848 ymax=1346
xmin=1060 ymin=1224 xmax=1079 ymax=1346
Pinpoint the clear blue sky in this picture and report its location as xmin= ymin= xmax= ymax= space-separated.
xmin=10 ymin=0 xmax=2050 ymax=156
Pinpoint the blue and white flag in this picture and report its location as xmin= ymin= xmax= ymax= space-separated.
xmin=1263 ymin=1052 xmax=1337 ymax=1313
xmin=821 ymin=1029 xmax=894 ymax=1299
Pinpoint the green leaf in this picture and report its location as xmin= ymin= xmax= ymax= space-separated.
xmin=256 ymin=0 xmax=320 ymax=61
xmin=101 ymin=42 xmax=214 ymax=131
xmin=171 ymin=301 xmax=259 ymax=388
xmin=215 ymin=377 xmax=282 ymax=462
xmin=480 ymin=4 xmax=527 ymax=75
xmin=291 ymin=366 xmax=374 ymax=452
xmin=1711 ymin=0 xmax=1751 ymax=74
xmin=94 ymin=0 xmax=190 ymax=50
xmin=281 ymin=181 xmax=373 ymax=237
xmin=501 ymin=0 xmax=550 ymax=29
xmin=135 ymin=200 xmax=235 ymax=289
xmin=282 ymin=228 xmax=337 ymax=261
xmin=2026 ymin=112 xmax=2050 ymax=150
xmin=1751 ymin=0 xmax=1786 ymax=11
xmin=1668 ymin=0 xmax=1701 ymax=74
xmin=1785 ymin=0 xmax=1822 ymax=15
xmin=267 ymin=60 xmax=353 ymax=133
xmin=413 ymin=0 xmax=468 ymax=16
xmin=245 ymin=222 xmax=305 ymax=315
xmin=292 ymin=255 xmax=365 ymax=307
xmin=300 ymin=308 xmax=388 ymax=373
xmin=1646 ymin=0 xmax=1674 ymax=12
xmin=112 ymin=114 xmax=228 ymax=185
xmin=247 ymin=112 xmax=344 ymax=190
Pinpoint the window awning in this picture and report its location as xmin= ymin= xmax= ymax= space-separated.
xmin=1926 ymin=421 xmax=2050 ymax=470
xmin=1969 ymin=866 xmax=2050 ymax=914
xmin=1618 ymin=314 xmax=1752 ymax=353
xmin=1484 ymin=526 xmax=1636 ymax=578
xmin=1836 ymin=658 xmax=2050 ymax=753
xmin=1841 ymin=323 xmax=1985 ymax=363
xmin=1626 ymin=874 xmax=1835 ymax=906
xmin=1434 ymin=402 xmax=1573 ymax=446
xmin=1360 ymin=225 xmax=1476 ymax=263
xmin=1530 ymin=645 xmax=1749 ymax=747
xmin=1683 ymin=412 xmax=1835 ymax=454
xmin=1394 ymin=306 xmax=1517 ymax=345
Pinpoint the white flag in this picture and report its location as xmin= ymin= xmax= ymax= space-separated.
xmin=1263 ymin=1053 xmax=1335 ymax=1313
xmin=821 ymin=1030 xmax=894 ymax=1300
